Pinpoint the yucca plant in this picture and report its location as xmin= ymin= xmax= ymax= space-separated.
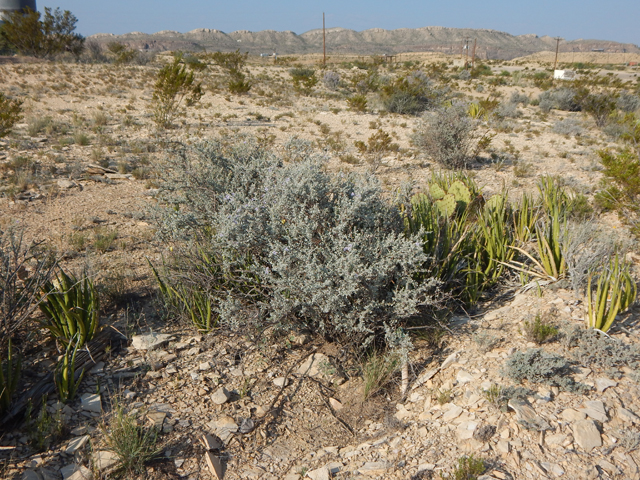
xmin=0 ymin=339 xmax=21 ymax=414
xmin=54 ymin=337 xmax=84 ymax=404
xmin=512 ymin=192 xmax=539 ymax=245
xmin=586 ymin=253 xmax=637 ymax=332
xmin=39 ymin=269 xmax=100 ymax=348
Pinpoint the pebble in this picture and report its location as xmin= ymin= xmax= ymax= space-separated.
xmin=211 ymin=387 xmax=230 ymax=405
xmin=573 ymin=419 xmax=602 ymax=452
xmin=131 ymin=333 xmax=172 ymax=351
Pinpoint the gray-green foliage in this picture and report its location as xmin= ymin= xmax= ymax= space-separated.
xmin=155 ymin=137 xmax=439 ymax=351
xmin=412 ymin=103 xmax=482 ymax=169
xmin=504 ymin=348 xmax=589 ymax=393
xmin=0 ymin=92 xmax=22 ymax=138
xmin=538 ymin=88 xmax=580 ymax=112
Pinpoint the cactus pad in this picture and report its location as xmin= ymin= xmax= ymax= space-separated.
xmin=429 ymin=183 xmax=446 ymax=200
xmin=449 ymin=180 xmax=471 ymax=205
xmin=435 ymin=193 xmax=456 ymax=217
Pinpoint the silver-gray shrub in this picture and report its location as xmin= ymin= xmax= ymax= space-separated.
xmin=552 ymin=117 xmax=584 ymax=136
xmin=412 ymin=103 xmax=480 ymax=169
xmin=322 ymin=71 xmax=341 ymax=90
xmin=509 ymin=91 xmax=530 ymax=106
xmin=538 ymin=88 xmax=580 ymax=113
xmin=155 ymin=137 xmax=439 ymax=351
xmin=617 ymin=91 xmax=640 ymax=113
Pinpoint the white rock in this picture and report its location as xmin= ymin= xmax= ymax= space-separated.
xmin=131 ymin=333 xmax=172 ymax=351
xmin=617 ymin=407 xmax=640 ymax=424
xmin=595 ymin=378 xmax=617 ymax=393
xmin=296 ymin=353 xmax=332 ymax=377
xmin=306 ymin=466 xmax=330 ymax=480
xmin=456 ymin=370 xmax=475 ymax=384
xmin=562 ymin=408 xmax=586 ymax=422
xmin=273 ymin=377 xmax=289 ymax=387
xmin=80 ymin=394 xmax=101 ymax=413
xmin=208 ymin=415 xmax=238 ymax=442
xmin=94 ymin=451 xmax=118 ymax=472
xmin=441 ymin=351 xmax=459 ymax=369
xmin=205 ymin=452 xmax=224 ymax=479
xmin=456 ymin=421 xmax=479 ymax=440
xmin=199 ymin=361 xmax=213 ymax=371
xmin=65 ymin=435 xmax=89 ymax=454
xmin=573 ymin=419 xmax=602 ymax=452
xmin=442 ymin=404 xmax=463 ymax=422
xmin=581 ymin=400 xmax=607 ymax=422
xmin=211 ymin=387 xmax=230 ymax=405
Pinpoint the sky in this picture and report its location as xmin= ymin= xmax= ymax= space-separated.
xmin=37 ymin=0 xmax=639 ymax=45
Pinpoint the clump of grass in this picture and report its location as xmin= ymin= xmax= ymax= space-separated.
xmin=94 ymin=228 xmax=118 ymax=253
xmin=74 ymin=132 xmax=90 ymax=146
xmin=436 ymin=388 xmax=452 ymax=405
xmin=101 ymin=403 xmax=161 ymax=478
xmin=441 ymin=455 xmax=485 ymax=480
xmin=522 ymin=313 xmax=558 ymax=344
xmin=362 ymin=350 xmax=399 ymax=400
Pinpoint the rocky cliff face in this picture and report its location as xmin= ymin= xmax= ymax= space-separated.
xmin=89 ymin=26 xmax=639 ymax=60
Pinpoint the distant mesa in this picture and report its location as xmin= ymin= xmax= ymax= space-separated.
xmin=86 ymin=25 xmax=639 ymax=59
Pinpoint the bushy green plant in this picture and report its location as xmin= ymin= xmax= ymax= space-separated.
xmin=586 ymin=253 xmax=637 ymax=332
xmin=354 ymin=130 xmax=399 ymax=170
xmin=209 ymin=50 xmax=251 ymax=94
xmin=290 ymin=67 xmax=318 ymax=94
xmin=413 ymin=103 xmax=488 ymax=169
xmin=522 ymin=313 xmax=558 ymax=344
xmin=0 ymin=339 xmax=20 ymax=415
xmin=442 ymin=455 xmax=485 ymax=480
xmin=155 ymin=138 xmax=439 ymax=353
xmin=39 ymin=269 xmax=100 ymax=347
xmin=106 ymin=42 xmax=138 ymax=65
xmin=361 ymin=350 xmax=400 ymax=400
xmin=580 ymin=91 xmax=617 ymax=128
xmin=538 ymin=87 xmax=580 ymax=112
xmin=54 ymin=338 xmax=84 ymax=403
xmin=0 ymin=92 xmax=22 ymax=138
xmin=0 ymin=7 xmax=84 ymax=58
xmin=347 ymin=94 xmax=367 ymax=112
xmin=381 ymin=70 xmax=445 ymax=115
xmin=150 ymin=54 xmax=203 ymax=129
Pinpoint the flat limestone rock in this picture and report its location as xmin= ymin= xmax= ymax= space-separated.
xmin=508 ymin=398 xmax=550 ymax=431
xmin=131 ymin=333 xmax=172 ymax=351
xmin=205 ymin=452 xmax=225 ymax=479
xmin=208 ymin=415 xmax=238 ymax=442
xmin=65 ymin=435 xmax=90 ymax=454
xmin=442 ymin=404 xmax=464 ymax=422
xmin=211 ymin=387 xmax=230 ymax=405
xmin=581 ymin=400 xmax=608 ymax=422
xmin=80 ymin=393 xmax=102 ymax=413
xmin=306 ymin=466 xmax=330 ymax=480
xmin=573 ymin=419 xmax=602 ymax=452
xmin=595 ymin=378 xmax=617 ymax=393
xmin=94 ymin=451 xmax=118 ymax=472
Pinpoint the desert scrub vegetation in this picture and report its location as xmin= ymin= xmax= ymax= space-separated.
xmin=412 ymin=103 xmax=491 ymax=169
xmin=0 ymin=92 xmax=23 ymax=138
xmin=150 ymin=53 xmax=204 ymax=129
xmin=153 ymin=137 xmax=439 ymax=356
xmin=289 ymin=67 xmax=318 ymax=95
xmin=208 ymin=49 xmax=251 ymax=94
xmin=381 ymin=70 xmax=446 ymax=115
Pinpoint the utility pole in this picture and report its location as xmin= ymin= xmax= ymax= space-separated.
xmin=464 ymin=37 xmax=470 ymax=68
xmin=471 ymin=38 xmax=477 ymax=69
xmin=323 ymin=12 xmax=326 ymax=66
xmin=553 ymin=37 xmax=561 ymax=71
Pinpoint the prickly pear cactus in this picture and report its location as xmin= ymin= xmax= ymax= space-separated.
xmin=448 ymin=180 xmax=471 ymax=206
xmin=435 ymin=193 xmax=457 ymax=217
xmin=429 ymin=183 xmax=446 ymax=200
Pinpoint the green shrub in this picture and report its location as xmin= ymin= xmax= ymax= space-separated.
xmin=347 ymin=94 xmax=367 ymax=112
xmin=580 ymin=91 xmax=617 ymax=128
xmin=208 ymin=50 xmax=251 ymax=95
xmin=106 ymin=42 xmax=137 ymax=65
xmin=290 ymin=67 xmax=318 ymax=94
xmin=155 ymin=137 xmax=439 ymax=353
xmin=39 ymin=269 xmax=100 ymax=348
xmin=381 ymin=70 xmax=445 ymax=115
xmin=0 ymin=92 xmax=22 ymax=138
xmin=150 ymin=54 xmax=203 ymax=129
xmin=522 ymin=313 xmax=558 ymax=344
xmin=361 ymin=350 xmax=400 ymax=400
xmin=0 ymin=7 xmax=84 ymax=58
xmin=442 ymin=455 xmax=485 ymax=480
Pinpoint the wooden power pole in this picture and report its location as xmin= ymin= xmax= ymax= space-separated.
xmin=323 ymin=12 xmax=326 ymax=66
xmin=553 ymin=37 xmax=561 ymax=71
xmin=471 ymin=38 xmax=477 ymax=68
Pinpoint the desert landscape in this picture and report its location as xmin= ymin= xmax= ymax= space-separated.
xmin=1 ymin=9 xmax=640 ymax=480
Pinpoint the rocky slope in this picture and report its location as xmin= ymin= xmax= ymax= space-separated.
xmin=89 ymin=26 xmax=640 ymax=60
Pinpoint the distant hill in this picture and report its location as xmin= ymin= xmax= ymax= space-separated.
xmin=89 ymin=26 xmax=639 ymax=60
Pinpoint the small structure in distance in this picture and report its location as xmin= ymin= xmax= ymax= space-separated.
xmin=553 ymin=69 xmax=576 ymax=80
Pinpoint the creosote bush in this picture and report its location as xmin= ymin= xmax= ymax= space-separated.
xmin=0 ymin=92 xmax=23 ymax=138
xmin=155 ymin=137 xmax=439 ymax=354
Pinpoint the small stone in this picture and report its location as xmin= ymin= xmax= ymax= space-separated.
xmin=201 ymin=434 xmax=222 ymax=450
xmin=508 ymin=398 xmax=550 ymax=431
xmin=595 ymin=378 xmax=617 ymax=393
xmin=57 ymin=179 xmax=77 ymax=189
xmin=70 ymin=426 xmax=87 ymax=436
xmin=441 ymin=351 xmax=459 ymax=369
xmin=296 ymin=353 xmax=333 ymax=378
xmin=65 ymin=435 xmax=89 ymax=454
xmin=496 ymin=440 xmax=510 ymax=454
xmin=473 ymin=424 xmax=496 ymax=442
xmin=325 ymin=462 xmax=342 ymax=475
xmin=442 ymin=404 xmax=463 ymax=422
xmin=22 ymin=470 xmax=42 ymax=480
xmin=412 ymin=368 xmax=439 ymax=390
xmin=545 ymin=433 xmax=567 ymax=446
xmin=456 ymin=370 xmax=475 ymax=384
xmin=581 ymin=400 xmax=607 ymax=422
xmin=329 ymin=398 xmax=343 ymax=411
xmin=617 ymin=407 xmax=640 ymax=424
xmin=80 ymin=393 xmax=101 ymax=413
xmin=573 ymin=419 xmax=602 ymax=452
xmin=457 ymin=421 xmax=479 ymax=440
xmin=131 ymin=333 xmax=172 ymax=351
xmin=94 ymin=451 xmax=118 ymax=472
xmin=199 ymin=361 xmax=213 ymax=371
xmin=561 ymin=408 xmax=586 ymax=422
xmin=306 ymin=466 xmax=329 ymax=480
xmin=359 ymin=461 xmax=389 ymax=476
xmin=211 ymin=387 xmax=230 ymax=405
xmin=147 ymin=411 xmax=166 ymax=429
xmin=185 ymin=346 xmax=201 ymax=356
xmin=273 ymin=377 xmax=289 ymax=387
xmin=238 ymin=417 xmax=254 ymax=434
xmin=165 ymin=364 xmax=178 ymax=374
xmin=205 ymin=452 xmax=225 ymax=479
xmin=208 ymin=415 xmax=238 ymax=442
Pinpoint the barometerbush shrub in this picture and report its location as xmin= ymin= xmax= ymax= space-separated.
xmin=155 ymin=137 xmax=439 ymax=352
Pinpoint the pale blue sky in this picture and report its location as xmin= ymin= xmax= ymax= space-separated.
xmin=38 ymin=1 xmax=638 ymax=45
